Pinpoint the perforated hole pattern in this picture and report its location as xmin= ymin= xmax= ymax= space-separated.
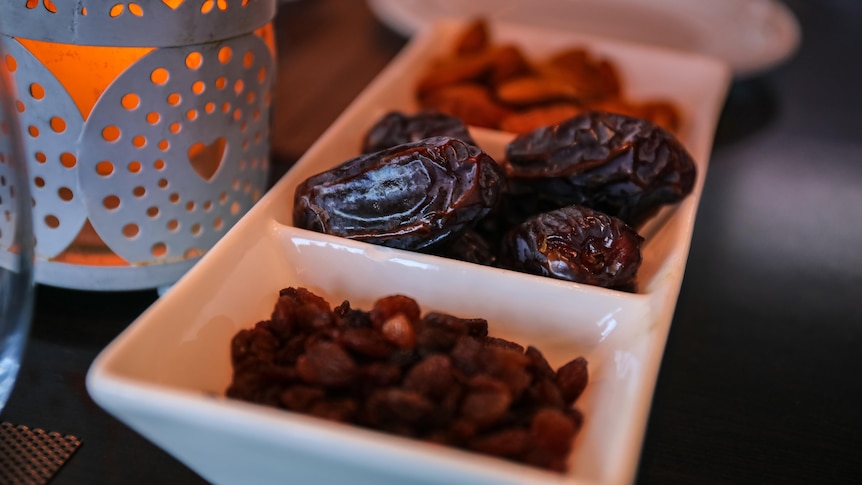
xmin=1 ymin=27 xmax=273 ymax=264
xmin=0 ymin=1 xmax=276 ymax=48
xmin=0 ymin=422 xmax=82 ymax=485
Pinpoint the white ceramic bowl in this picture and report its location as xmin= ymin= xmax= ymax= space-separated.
xmin=87 ymin=20 xmax=731 ymax=485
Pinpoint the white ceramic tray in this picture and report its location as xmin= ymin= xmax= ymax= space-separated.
xmin=87 ymin=20 xmax=731 ymax=485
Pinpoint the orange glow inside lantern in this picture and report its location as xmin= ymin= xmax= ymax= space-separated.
xmin=13 ymin=27 xmax=275 ymax=268
xmin=14 ymin=40 xmax=154 ymax=266
xmin=1 ymin=2 xmax=277 ymax=290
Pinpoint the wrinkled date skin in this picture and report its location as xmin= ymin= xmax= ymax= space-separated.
xmin=504 ymin=111 xmax=697 ymax=227
xmin=361 ymin=110 xmax=476 ymax=153
xmin=294 ymin=137 xmax=506 ymax=251
xmin=500 ymin=205 xmax=643 ymax=289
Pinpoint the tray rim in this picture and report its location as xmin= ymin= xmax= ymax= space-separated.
xmin=87 ymin=18 xmax=732 ymax=485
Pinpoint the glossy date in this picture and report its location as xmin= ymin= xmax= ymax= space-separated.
xmin=499 ymin=205 xmax=643 ymax=289
xmin=361 ymin=110 xmax=476 ymax=153
xmin=293 ymin=137 xmax=505 ymax=251
xmin=503 ymin=111 xmax=696 ymax=227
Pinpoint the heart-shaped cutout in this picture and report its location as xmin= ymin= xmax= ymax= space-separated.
xmin=188 ymin=137 xmax=226 ymax=182
xmin=162 ymin=0 xmax=184 ymax=9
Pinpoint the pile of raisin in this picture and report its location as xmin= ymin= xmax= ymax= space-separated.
xmin=227 ymin=287 xmax=588 ymax=472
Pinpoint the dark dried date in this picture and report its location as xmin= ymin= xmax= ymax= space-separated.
xmin=504 ymin=111 xmax=696 ymax=227
xmin=499 ymin=205 xmax=643 ymax=289
xmin=431 ymin=229 xmax=497 ymax=266
xmin=361 ymin=110 xmax=476 ymax=153
xmin=293 ymin=137 xmax=505 ymax=251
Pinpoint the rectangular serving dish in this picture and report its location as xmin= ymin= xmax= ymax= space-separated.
xmin=87 ymin=19 xmax=730 ymax=485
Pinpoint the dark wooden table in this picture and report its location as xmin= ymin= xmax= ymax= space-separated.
xmin=3 ymin=1 xmax=861 ymax=483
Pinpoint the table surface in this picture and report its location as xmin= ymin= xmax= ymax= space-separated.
xmin=3 ymin=1 xmax=861 ymax=484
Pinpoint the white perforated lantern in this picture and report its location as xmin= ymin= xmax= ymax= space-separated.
xmin=0 ymin=0 xmax=277 ymax=290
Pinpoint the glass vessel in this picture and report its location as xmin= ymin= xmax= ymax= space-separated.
xmin=0 ymin=46 xmax=34 ymax=412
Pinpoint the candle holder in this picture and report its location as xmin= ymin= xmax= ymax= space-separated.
xmin=0 ymin=0 xmax=276 ymax=291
